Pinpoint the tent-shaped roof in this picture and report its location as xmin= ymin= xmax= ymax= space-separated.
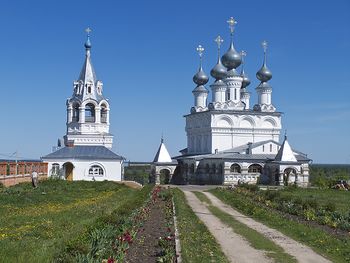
xmin=153 ymin=139 xmax=173 ymax=163
xmin=274 ymin=136 xmax=297 ymax=162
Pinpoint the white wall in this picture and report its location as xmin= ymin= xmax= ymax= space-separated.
xmin=46 ymin=159 xmax=123 ymax=181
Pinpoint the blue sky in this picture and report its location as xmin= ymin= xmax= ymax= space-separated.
xmin=0 ymin=0 xmax=349 ymax=164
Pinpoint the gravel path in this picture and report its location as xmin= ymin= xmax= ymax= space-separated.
xmin=203 ymin=191 xmax=332 ymax=263
xmin=183 ymin=190 xmax=272 ymax=263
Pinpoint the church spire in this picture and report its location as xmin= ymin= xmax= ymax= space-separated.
xmin=79 ymin=27 xmax=97 ymax=85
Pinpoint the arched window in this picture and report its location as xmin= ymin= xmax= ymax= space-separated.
xmin=85 ymin=103 xmax=95 ymax=122
xmin=73 ymin=103 xmax=79 ymax=122
xmin=101 ymin=104 xmax=107 ymax=123
xmin=270 ymin=144 xmax=272 ymax=152
xmin=88 ymin=165 xmax=104 ymax=176
xmin=52 ymin=163 xmax=60 ymax=176
xmin=230 ymin=164 xmax=241 ymax=173
xmin=248 ymin=164 xmax=262 ymax=173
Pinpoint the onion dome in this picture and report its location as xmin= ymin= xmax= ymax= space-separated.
xmin=211 ymin=35 xmax=227 ymax=81
xmin=256 ymin=40 xmax=272 ymax=82
xmin=193 ymin=45 xmax=209 ymax=86
xmin=222 ymin=41 xmax=242 ymax=70
xmin=210 ymin=59 xmax=226 ymax=80
xmin=221 ymin=17 xmax=241 ymax=70
xmin=193 ymin=65 xmax=209 ymax=86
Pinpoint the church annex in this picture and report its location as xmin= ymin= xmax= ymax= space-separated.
xmin=42 ymin=29 xmax=124 ymax=181
xmin=175 ymin=18 xmax=311 ymax=187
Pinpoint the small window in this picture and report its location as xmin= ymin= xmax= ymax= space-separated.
xmin=88 ymin=86 xmax=92 ymax=93
xmin=270 ymin=144 xmax=272 ymax=152
xmin=230 ymin=164 xmax=241 ymax=173
xmin=52 ymin=163 xmax=60 ymax=176
xmin=227 ymin=92 xmax=230 ymax=100
xmin=234 ymin=89 xmax=237 ymax=100
xmin=262 ymin=145 xmax=265 ymax=152
xmin=88 ymin=165 xmax=104 ymax=176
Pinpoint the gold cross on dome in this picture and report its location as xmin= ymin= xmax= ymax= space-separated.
xmin=227 ymin=17 xmax=237 ymax=34
xmin=85 ymin=27 xmax=92 ymax=36
xmin=215 ymin=35 xmax=224 ymax=49
xmin=196 ymin=45 xmax=204 ymax=58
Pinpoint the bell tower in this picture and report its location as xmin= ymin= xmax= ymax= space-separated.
xmin=64 ymin=28 xmax=113 ymax=148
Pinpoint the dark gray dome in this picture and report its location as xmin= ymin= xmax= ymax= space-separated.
xmin=193 ymin=66 xmax=209 ymax=86
xmin=256 ymin=64 xmax=272 ymax=82
xmin=221 ymin=42 xmax=242 ymax=70
xmin=210 ymin=58 xmax=227 ymax=80
xmin=241 ymin=71 xmax=251 ymax=89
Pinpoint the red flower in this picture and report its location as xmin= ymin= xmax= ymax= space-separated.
xmin=107 ymin=257 xmax=114 ymax=263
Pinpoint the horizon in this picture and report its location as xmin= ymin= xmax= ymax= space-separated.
xmin=0 ymin=0 xmax=349 ymax=164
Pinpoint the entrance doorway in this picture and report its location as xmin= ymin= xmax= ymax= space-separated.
xmin=63 ymin=162 xmax=74 ymax=181
xmin=159 ymin=169 xmax=170 ymax=184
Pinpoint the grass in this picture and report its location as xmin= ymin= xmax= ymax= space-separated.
xmin=193 ymin=191 xmax=296 ymax=263
xmin=210 ymin=188 xmax=350 ymax=263
xmin=275 ymin=187 xmax=350 ymax=213
xmin=172 ymin=188 xmax=229 ymax=263
xmin=0 ymin=180 xmax=149 ymax=263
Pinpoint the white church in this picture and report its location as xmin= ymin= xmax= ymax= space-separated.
xmin=42 ymin=29 xmax=124 ymax=181
xmin=174 ymin=17 xmax=311 ymax=187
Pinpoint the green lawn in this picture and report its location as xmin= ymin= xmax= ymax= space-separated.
xmin=276 ymin=187 xmax=350 ymax=212
xmin=0 ymin=180 xmax=144 ymax=262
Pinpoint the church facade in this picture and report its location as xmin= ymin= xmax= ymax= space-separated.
xmin=42 ymin=30 xmax=124 ymax=181
xmin=176 ymin=18 xmax=310 ymax=187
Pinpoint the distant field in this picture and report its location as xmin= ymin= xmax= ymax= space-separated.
xmin=0 ymin=180 xmax=140 ymax=262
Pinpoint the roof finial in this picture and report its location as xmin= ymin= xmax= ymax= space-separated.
xmin=240 ymin=50 xmax=247 ymax=73
xmin=161 ymin=132 xmax=164 ymax=143
xmin=193 ymin=44 xmax=209 ymax=86
xmin=215 ymin=35 xmax=224 ymax=61
xmin=262 ymin=40 xmax=268 ymax=65
xmin=196 ymin=44 xmax=204 ymax=68
xmin=84 ymin=27 xmax=92 ymax=50
xmin=284 ymin=129 xmax=287 ymax=140
xmin=227 ymin=17 xmax=237 ymax=39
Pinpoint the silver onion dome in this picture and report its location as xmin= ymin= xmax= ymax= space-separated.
xmin=256 ymin=64 xmax=272 ymax=82
xmin=222 ymin=41 xmax=242 ymax=70
xmin=193 ymin=66 xmax=209 ymax=86
xmin=256 ymin=40 xmax=272 ymax=82
xmin=211 ymin=57 xmax=226 ymax=81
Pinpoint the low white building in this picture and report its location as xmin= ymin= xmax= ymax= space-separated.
xmin=42 ymin=30 xmax=124 ymax=181
xmin=175 ymin=17 xmax=310 ymax=187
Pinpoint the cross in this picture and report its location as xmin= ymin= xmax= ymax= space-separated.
xmin=85 ymin=27 xmax=92 ymax=36
xmin=215 ymin=35 xmax=224 ymax=49
xmin=227 ymin=17 xmax=237 ymax=34
xmin=262 ymin=40 xmax=268 ymax=53
xmin=196 ymin=45 xmax=204 ymax=58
